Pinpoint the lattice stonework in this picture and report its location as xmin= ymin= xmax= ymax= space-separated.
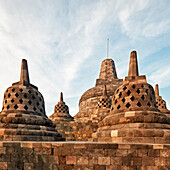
xmin=156 ymin=97 xmax=167 ymax=110
xmin=98 ymin=97 xmax=111 ymax=108
xmin=55 ymin=102 xmax=69 ymax=113
xmin=111 ymin=82 xmax=157 ymax=113
xmin=2 ymin=85 xmax=45 ymax=116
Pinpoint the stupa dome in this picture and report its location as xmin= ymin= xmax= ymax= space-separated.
xmin=0 ymin=59 xmax=64 ymax=141
xmin=92 ymin=51 xmax=170 ymax=144
xmin=49 ymin=92 xmax=73 ymax=122
xmin=155 ymin=84 xmax=170 ymax=115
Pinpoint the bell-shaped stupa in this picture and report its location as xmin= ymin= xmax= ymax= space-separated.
xmin=92 ymin=51 xmax=170 ymax=144
xmin=155 ymin=84 xmax=170 ymax=115
xmin=0 ymin=59 xmax=64 ymax=141
xmin=50 ymin=92 xmax=74 ymax=122
xmin=97 ymin=85 xmax=111 ymax=109
xmin=49 ymin=92 xmax=74 ymax=141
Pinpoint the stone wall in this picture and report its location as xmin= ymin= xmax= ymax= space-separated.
xmin=0 ymin=141 xmax=169 ymax=169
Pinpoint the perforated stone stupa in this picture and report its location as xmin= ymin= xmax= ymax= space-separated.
xmin=92 ymin=51 xmax=170 ymax=144
xmin=49 ymin=92 xmax=75 ymax=140
xmin=155 ymin=84 xmax=170 ymax=116
xmin=72 ymin=58 xmax=123 ymax=141
xmin=0 ymin=59 xmax=64 ymax=141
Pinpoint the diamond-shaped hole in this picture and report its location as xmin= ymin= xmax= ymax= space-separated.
xmin=32 ymin=95 xmax=35 ymax=100
xmin=8 ymin=93 xmax=11 ymax=98
xmin=117 ymin=105 xmax=121 ymax=110
xmin=12 ymin=88 xmax=15 ymax=92
xmin=19 ymin=99 xmax=23 ymax=104
xmin=127 ymin=90 xmax=131 ymax=96
xmin=136 ymin=89 xmax=140 ymax=94
xmin=119 ymin=92 xmax=122 ymax=98
xmin=122 ymin=98 xmax=125 ymax=103
xmin=36 ymin=102 xmax=40 ymax=106
xmin=126 ymin=103 xmax=131 ymax=108
xmin=39 ymin=97 xmax=42 ymax=101
xmin=150 ymin=97 xmax=152 ymax=101
xmin=40 ymin=108 xmax=43 ymax=112
xmin=7 ymin=105 xmax=10 ymax=110
xmin=147 ymin=102 xmax=151 ymax=107
xmin=24 ymin=105 xmax=28 ymax=110
xmin=115 ymin=99 xmax=117 ymax=104
xmin=33 ymin=107 xmax=36 ymax=111
xmin=145 ymin=89 xmax=149 ymax=94
xmin=123 ymin=86 xmax=127 ymax=91
xmin=130 ymin=96 xmax=135 ymax=101
xmin=132 ymin=85 xmax=135 ymax=89
xmin=28 ymin=100 xmax=32 ymax=105
xmin=14 ymin=104 xmax=18 ymax=110
xmin=20 ymin=89 xmax=23 ymax=92
xmin=5 ymin=100 xmax=7 ymax=104
xmin=28 ymin=90 xmax=31 ymax=94
xmin=15 ymin=93 xmax=19 ymax=97
xmin=141 ymin=95 xmax=145 ymax=100
xmin=11 ymin=99 xmax=14 ymax=103
xmin=141 ymin=84 xmax=144 ymax=88
xmin=24 ymin=94 xmax=27 ymax=98
xmin=116 ymin=89 xmax=119 ymax=93
xmin=137 ymin=102 xmax=141 ymax=107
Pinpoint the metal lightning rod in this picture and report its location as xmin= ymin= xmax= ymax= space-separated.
xmin=107 ymin=38 xmax=109 ymax=59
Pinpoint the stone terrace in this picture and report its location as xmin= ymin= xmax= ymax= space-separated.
xmin=0 ymin=141 xmax=169 ymax=170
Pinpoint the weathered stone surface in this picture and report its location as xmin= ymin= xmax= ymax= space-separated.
xmin=72 ymin=58 xmax=123 ymax=141
xmin=49 ymin=92 xmax=75 ymax=141
xmin=0 ymin=142 xmax=168 ymax=169
xmin=0 ymin=59 xmax=64 ymax=141
xmin=92 ymin=51 xmax=170 ymax=144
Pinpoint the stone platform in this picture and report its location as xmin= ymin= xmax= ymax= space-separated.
xmin=0 ymin=141 xmax=169 ymax=170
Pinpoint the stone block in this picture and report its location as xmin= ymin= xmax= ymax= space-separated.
xmin=160 ymin=150 xmax=170 ymax=157
xmin=111 ymin=157 xmax=122 ymax=165
xmin=155 ymin=157 xmax=166 ymax=166
xmin=77 ymin=156 xmax=88 ymax=165
xmin=0 ymin=162 xmax=7 ymax=169
xmin=98 ymin=157 xmax=110 ymax=165
xmin=142 ymin=157 xmax=155 ymax=166
xmin=24 ymin=163 xmax=34 ymax=170
xmin=66 ymin=156 xmax=76 ymax=164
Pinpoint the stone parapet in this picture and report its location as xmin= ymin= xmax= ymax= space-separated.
xmin=0 ymin=141 xmax=168 ymax=169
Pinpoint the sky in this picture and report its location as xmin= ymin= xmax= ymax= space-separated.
xmin=0 ymin=0 xmax=170 ymax=117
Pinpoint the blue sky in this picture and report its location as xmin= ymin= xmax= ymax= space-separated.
xmin=0 ymin=0 xmax=170 ymax=116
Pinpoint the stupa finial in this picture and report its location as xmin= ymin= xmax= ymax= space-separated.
xmin=128 ymin=51 xmax=139 ymax=77
xmin=103 ymin=85 xmax=107 ymax=96
xmin=155 ymin=84 xmax=159 ymax=97
xmin=60 ymin=92 xmax=64 ymax=103
xmin=20 ymin=59 xmax=30 ymax=86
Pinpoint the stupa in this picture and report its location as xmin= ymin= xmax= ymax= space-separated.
xmin=72 ymin=57 xmax=123 ymax=141
xmin=49 ymin=92 xmax=75 ymax=140
xmin=0 ymin=59 xmax=64 ymax=141
xmin=92 ymin=51 xmax=170 ymax=144
xmin=155 ymin=84 xmax=170 ymax=115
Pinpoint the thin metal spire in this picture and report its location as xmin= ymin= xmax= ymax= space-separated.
xmin=107 ymin=38 xmax=109 ymax=59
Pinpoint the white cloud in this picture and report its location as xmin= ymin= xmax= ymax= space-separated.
xmin=0 ymin=0 xmax=169 ymax=116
